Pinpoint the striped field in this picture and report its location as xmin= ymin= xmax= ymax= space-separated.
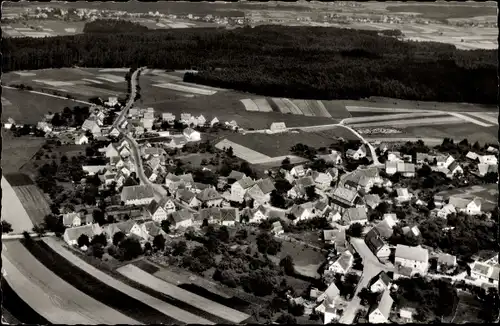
xmin=153 ymin=83 xmax=217 ymax=96
xmin=241 ymin=98 xmax=333 ymax=118
xmin=348 ymin=116 xmax=465 ymax=128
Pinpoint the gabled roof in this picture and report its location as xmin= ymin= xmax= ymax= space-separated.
xmin=236 ymin=176 xmax=255 ymax=189
xmin=64 ymin=223 xmax=102 ymax=242
xmin=334 ymin=250 xmax=353 ymax=271
xmin=471 ymin=262 xmax=490 ymax=276
xmin=256 ymin=178 xmax=276 ymax=194
xmin=330 ymin=186 xmax=359 ymax=205
xmin=228 ymin=170 xmax=246 ymax=181
xmin=315 ymin=200 xmax=329 ymax=212
xmin=199 ymin=207 xmax=222 ymax=220
xmin=63 ymin=212 xmax=80 ymax=225
xmin=171 ymin=209 xmax=193 ymax=223
xmin=448 ymin=196 xmax=471 ymax=209
xmin=374 ymin=220 xmax=394 ymax=239
xmin=183 ymin=127 xmax=198 ymax=136
xmin=290 ymin=205 xmax=307 ymax=218
xmin=322 ymin=282 xmax=340 ymax=303
xmin=437 ymin=253 xmax=457 ymax=266
xmin=448 ymin=160 xmax=460 ymax=172
xmin=291 ymin=165 xmax=305 ymax=173
xmin=196 ymin=188 xmax=222 ymax=202
xmin=395 ymin=244 xmax=428 ymax=263
xmin=121 ymin=185 xmax=154 ymax=201
xmin=220 ymin=208 xmax=239 ymax=221
xmin=295 ymin=176 xmax=315 ymax=188
xmin=323 ymin=229 xmax=337 ymax=242
xmin=370 ymin=289 xmax=394 ymax=320
xmin=364 ymin=194 xmax=381 ymax=208
xmin=146 ymin=199 xmax=161 ymax=215
xmin=179 ymin=189 xmax=196 ymax=203
xmin=178 ymin=173 xmax=194 ymax=183
xmin=343 ymin=206 xmax=367 ymax=223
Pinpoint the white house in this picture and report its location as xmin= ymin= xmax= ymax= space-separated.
xmin=370 ymin=272 xmax=392 ymax=293
xmin=247 ymin=205 xmax=268 ymax=224
xmin=437 ymin=253 xmax=457 ymax=273
xmin=63 ymin=224 xmax=103 ymax=246
xmin=74 ymin=133 xmax=89 ymax=145
xmin=62 ymin=212 xmax=81 ymax=227
xmin=368 ymin=289 xmax=394 ymax=324
xmin=220 ymin=208 xmax=239 ymax=227
xmin=479 ymin=155 xmax=498 ymax=165
xmin=146 ymin=200 xmax=169 ymax=223
xmin=394 ymin=244 xmax=429 ymax=276
xmin=105 ymin=96 xmax=118 ymax=107
xmin=183 ymin=128 xmax=201 ymax=141
xmin=470 ymin=262 xmax=499 ymax=286
xmin=81 ymin=118 xmax=101 ymax=137
xmin=311 ymin=171 xmax=333 ymax=190
xmin=231 ymin=176 xmax=255 ymax=203
xmin=328 ymin=250 xmax=354 ymax=275
xmin=162 ymin=113 xmax=176 ymax=122
xmin=346 ymin=145 xmax=367 ymax=160
xmin=395 ymin=188 xmax=412 ymax=204
xmin=120 ymin=185 xmax=155 ymax=206
xmin=290 ymin=165 xmax=306 ymax=178
xmin=269 ymin=122 xmax=287 ymax=133
xmin=196 ymin=115 xmax=206 ymax=126
xmin=169 ymin=209 xmax=194 ymax=229
xmin=210 ymin=117 xmax=219 ymax=126
xmin=290 ymin=205 xmax=313 ymax=223
xmin=437 ymin=203 xmax=456 ymax=219
xmin=449 ymin=197 xmax=482 ymax=215
xmin=342 ymin=207 xmax=368 ymax=225
xmin=315 ymin=283 xmax=342 ymax=323
xmin=271 ymin=221 xmax=284 ymax=236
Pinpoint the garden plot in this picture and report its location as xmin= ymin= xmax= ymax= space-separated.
xmin=293 ymin=99 xmax=313 ymax=116
xmin=82 ymin=78 xmax=104 ymax=84
xmin=343 ymin=112 xmax=445 ymax=124
xmin=153 ymin=83 xmax=216 ymax=96
xmin=253 ymin=98 xmax=273 ymax=112
xmin=349 ymin=116 xmax=465 ymax=128
xmin=42 ymin=238 xmax=213 ymax=325
xmin=215 ymin=139 xmax=271 ymax=164
xmin=240 ymin=99 xmax=260 ymax=112
xmin=447 ymin=112 xmax=493 ymax=127
xmin=117 ymin=265 xmax=250 ymax=324
xmin=3 ymin=241 xmax=140 ymax=325
xmin=345 ymin=105 xmax=430 ymax=113
xmin=96 ymin=74 xmax=126 ymax=83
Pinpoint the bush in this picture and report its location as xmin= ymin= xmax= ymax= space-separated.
xmin=172 ymin=241 xmax=188 ymax=256
xmin=77 ymin=234 xmax=90 ymax=248
xmin=1 ymin=220 xmax=13 ymax=233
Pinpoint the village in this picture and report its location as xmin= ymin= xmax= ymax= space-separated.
xmin=5 ymin=87 xmax=498 ymax=324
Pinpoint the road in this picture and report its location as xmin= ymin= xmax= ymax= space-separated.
xmin=339 ymin=238 xmax=394 ymax=324
xmin=112 ymin=67 xmax=145 ymax=129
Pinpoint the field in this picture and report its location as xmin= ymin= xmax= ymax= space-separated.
xmin=1 ymin=176 xmax=35 ymax=234
xmin=2 ymin=20 xmax=86 ymax=37
xmin=450 ymin=291 xmax=484 ymax=323
xmin=436 ymin=184 xmax=497 ymax=212
xmin=240 ymin=97 xmax=351 ymax=119
xmin=3 ymin=241 xmax=141 ymax=325
xmin=268 ymin=240 xmax=327 ymax=279
xmin=12 ymin=184 xmax=52 ymax=226
xmin=1 ymin=131 xmax=45 ymax=173
xmin=1 ymin=276 xmax=47 ymax=326
xmin=117 ymin=264 xmax=250 ymax=324
xmin=385 ymin=4 xmax=496 ymax=21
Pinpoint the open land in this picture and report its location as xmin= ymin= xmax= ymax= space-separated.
xmin=1 ymin=131 xmax=46 ymax=173
xmin=2 ymin=20 xmax=86 ymax=37
xmin=12 ymin=184 xmax=52 ymax=226
xmin=268 ymin=240 xmax=326 ymax=279
xmin=436 ymin=184 xmax=497 ymax=212
xmin=451 ymin=291 xmax=485 ymax=323
xmin=1 ymin=176 xmax=35 ymax=234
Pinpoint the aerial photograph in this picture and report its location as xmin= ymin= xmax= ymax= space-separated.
xmin=1 ymin=0 xmax=498 ymax=324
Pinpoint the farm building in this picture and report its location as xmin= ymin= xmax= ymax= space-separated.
xmin=120 ymin=185 xmax=155 ymax=206
xmin=368 ymin=289 xmax=394 ymax=324
xmin=63 ymin=223 xmax=103 ymax=246
xmin=268 ymin=122 xmax=287 ymax=133
xmin=394 ymin=244 xmax=429 ymax=276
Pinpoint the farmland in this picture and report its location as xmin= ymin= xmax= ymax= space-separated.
xmin=1 ymin=176 xmax=35 ymax=234
xmin=2 ymin=20 xmax=86 ymax=37
xmin=3 ymin=240 xmax=141 ymax=325
xmin=1 ymin=131 xmax=45 ymax=174
xmin=12 ymin=184 xmax=52 ymax=226
xmin=1 ymin=276 xmax=48 ymax=325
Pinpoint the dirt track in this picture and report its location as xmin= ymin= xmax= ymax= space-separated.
xmin=2 ymin=241 xmax=141 ymax=325
xmin=43 ymin=237 xmax=214 ymax=325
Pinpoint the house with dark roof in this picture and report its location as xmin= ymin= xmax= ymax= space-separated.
xmin=329 ymin=186 xmax=360 ymax=214
xmin=327 ymin=250 xmax=353 ymax=275
xmin=146 ymin=199 xmax=169 ymax=222
xmin=368 ymin=288 xmax=394 ymax=324
xmin=364 ymin=194 xmax=381 ymax=209
xmin=220 ymin=208 xmax=239 ymax=226
xmin=140 ymin=220 xmax=166 ymax=241
xmin=177 ymin=189 xmax=200 ymax=208
xmin=227 ymin=170 xmax=246 ymax=183
xmin=342 ymin=206 xmax=368 ymax=225
xmin=231 ymin=176 xmax=255 ymax=203
xmin=374 ymin=220 xmax=394 ymax=239
xmin=169 ymin=209 xmax=194 ymax=229
xmin=314 ymin=201 xmax=331 ymax=217
xmin=370 ymin=271 xmax=392 ymax=293
xmin=121 ymin=185 xmax=155 ymax=206
xmin=246 ymin=178 xmax=276 ymax=205
xmin=365 ymin=228 xmax=391 ymax=259
xmin=196 ymin=188 xmax=222 ymax=207
xmin=449 ymin=196 xmax=482 ymax=215
xmin=198 ymin=207 xmax=221 ymax=226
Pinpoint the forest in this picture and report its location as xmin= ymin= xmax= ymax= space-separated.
xmin=2 ymin=21 xmax=497 ymax=104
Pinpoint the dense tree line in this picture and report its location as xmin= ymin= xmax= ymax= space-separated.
xmin=83 ymin=19 xmax=149 ymax=34
xmin=3 ymin=24 xmax=496 ymax=103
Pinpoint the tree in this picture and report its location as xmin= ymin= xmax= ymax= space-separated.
xmin=257 ymin=232 xmax=282 ymax=255
xmin=153 ymin=234 xmax=166 ymax=251
xmin=144 ymin=242 xmax=153 ymax=255
xmin=281 ymin=157 xmax=292 ymax=170
xmin=92 ymin=209 xmax=106 ymax=226
xmin=43 ymin=214 xmax=65 ymax=234
xmin=160 ymin=220 xmax=171 ymax=233
xmin=77 ymin=234 xmax=90 ymax=248
xmin=225 ymin=146 xmax=234 ymax=158
xmin=306 ymin=186 xmax=317 ymax=200
xmin=2 ymin=220 xmax=13 ymax=233
xmin=276 ymin=313 xmax=297 ymax=324
xmin=90 ymin=233 xmax=107 ymax=247
xmin=172 ymin=240 xmax=188 ymax=256
xmin=279 ymin=255 xmax=295 ymax=275
xmin=119 ymin=237 xmax=143 ymax=260
xmin=288 ymin=303 xmax=305 ymax=317
xmin=346 ymin=223 xmax=364 ymax=238
xmin=478 ymin=287 xmax=500 ymax=322
xmin=112 ymin=231 xmax=126 ymax=246
xmin=235 ymin=229 xmax=248 ymax=240
xmin=270 ymin=190 xmax=286 ymax=208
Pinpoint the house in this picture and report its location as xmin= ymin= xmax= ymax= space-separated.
xmin=478 ymin=163 xmax=498 ymax=176
xmin=169 ymin=209 xmax=194 ymax=229
xmin=323 ymin=229 xmax=337 ymax=244
xmin=374 ymin=220 xmax=394 ymax=239
xmin=220 ymin=208 xmax=239 ymax=226
xmin=402 ymin=225 xmax=421 ymax=238
xmin=269 ymin=122 xmax=287 ymax=133
xmin=178 ymin=189 xmax=200 ymax=208
xmin=449 ymin=196 xmax=482 ymax=215
xmin=247 ymin=205 xmax=268 ymax=223
xmin=346 ymin=145 xmax=367 ymax=160
xmin=146 ymin=200 xmax=169 ymax=222
xmin=470 ymin=262 xmax=499 ymax=285
xmin=119 ymin=146 xmax=131 ymax=158
xmin=271 ymin=221 xmax=284 ymax=236
xmin=210 ymin=117 xmax=219 ymax=126
xmin=246 ymin=178 xmax=275 ymax=205
xmin=37 ymin=121 xmax=53 ymax=133
xmin=82 ymin=165 xmax=107 ymax=176
xmin=329 ymin=186 xmax=360 ymax=214
xmin=104 ymin=143 xmax=120 ymax=158
xmin=437 ymin=253 xmax=457 ymax=273
xmin=198 ymin=207 xmax=222 ymax=226
xmin=227 ymin=170 xmax=246 ymax=183
xmin=447 ymin=161 xmax=463 ymax=177
xmin=437 ymin=203 xmax=456 ymax=219
xmin=394 ymin=244 xmax=429 ymax=276
xmin=196 ymin=115 xmax=206 ymax=126
xmin=486 ymin=146 xmax=499 ymax=154
xmin=395 ymin=188 xmax=412 ymax=204
xmin=365 ymin=228 xmax=391 ymax=259
xmin=62 ymin=212 xmax=81 ymax=227
xmin=368 ymin=289 xmax=394 ymax=324
xmin=183 ymin=128 xmax=201 ymax=141
xmin=81 ymin=118 xmax=101 ymax=136
xmin=290 ymin=205 xmax=313 ymax=223
xmin=196 ymin=188 xmax=223 ymax=207
xmin=225 ymin=120 xmax=238 ymax=130
xmin=63 ymin=223 xmax=103 ymax=246
xmin=333 ymin=229 xmax=347 ymax=253
xmin=378 ymin=143 xmax=389 ymax=154
xmin=121 ymin=185 xmax=155 ymax=206
xmin=385 ymin=161 xmax=398 ymax=175
xmin=342 ymin=206 xmax=368 ymax=225
xmin=327 ymin=250 xmax=354 ymax=274
xmin=364 ymin=194 xmax=381 ymax=209
xmin=466 ymin=151 xmax=479 ymax=161
xmin=315 ymin=201 xmax=331 ymax=217
xmin=383 ymin=213 xmax=398 ymax=228
xmin=162 ymin=113 xmax=176 ymax=122
xmin=231 ymin=176 xmax=255 ymax=203
xmin=416 ymin=153 xmax=435 ymax=164
xmin=74 ymin=133 xmax=89 ymax=145
xmin=311 ymin=171 xmax=333 ymax=190
xmin=479 ymin=155 xmax=498 ymax=165
xmin=290 ymin=165 xmax=306 ymax=178
xmin=326 ymin=167 xmax=339 ymax=181
xmin=399 ymin=308 xmax=414 ymax=323
xmin=387 ymin=151 xmax=402 ymax=162
xmin=343 ymin=168 xmax=382 ymax=193
xmin=287 ymin=184 xmax=307 ymax=199
xmin=370 ymin=271 xmax=392 ymax=293
xmin=141 ymin=221 xmax=166 ymax=241
xmin=433 ymin=195 xmax=446 ymax=208
xmin=397 ymin=162 xmax=416 ymax=177
xmin=180 ymin=113 xmax=192 ymax=123
xmin=167 ymin=137 xmax=187 ymax=148
xmin=315 ymin=283 xmax=342 ymax=323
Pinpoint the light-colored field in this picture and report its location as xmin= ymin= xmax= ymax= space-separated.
xmin=42 ymin=238 xmax=214 ymax=325
xmin=117 ymin=264 xmax=250 ymax=324
xmin=99 ymin=68 xmax=130 ymax=73
xmin=153 ymin=83 xmax=217 ymax=95
xmin=81 ymin=78 xmax=104 ymax=84
xmin=2 ymin=97 xmax=13 ymax=106
xmin=13 ymin=185 xmax=52 ymax=226
xmin=365 ymin=137 xmax=444 ymax=146
xmin=1 ymin=176 xmax=34 ymax=234
xmin=349 ymin=116 xmax=465 ymax=128
xmin=346 ymin=105 xmax=431 ymax=113
xmin=13 ymin=71 xmax=37 ymax=77
xmin=272 ymin=98 xmax=291 ymax=114
xmin=2 ymin=241 xmax=141 ymax=325
xmin=253 ymin=98 xmax=273 ymax=112
xmin=177 ymin=81 xmax=226 ymax=92
xmin=465 ymin=112 xmax=498 ymax=125
xmin=449 ymin=112 xmax=494 ymax=127
xmin=293 ymin=99 xmax=313 ymax=116
xmin=33 ymin=79 xmax=76 ymax=87
xmin=240 ymin=98 xmax=260 ymax=112
xmin=282 ymin=98 xmax=302 ymax=115
xmin=343 ymin=111 xmax=445 ymax=124
xmin=215 ymin=139 xmax=271 ymax=163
